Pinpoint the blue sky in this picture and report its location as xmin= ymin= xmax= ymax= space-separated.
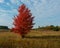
xmin=0 ymin=0 xmax=60 ymax=28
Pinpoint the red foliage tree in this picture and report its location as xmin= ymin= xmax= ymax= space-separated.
xmin=12 ymin=4 xmax=34 ymax=37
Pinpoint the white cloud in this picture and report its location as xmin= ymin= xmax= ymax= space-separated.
xmin=0 ymin=0 xmax=4 ymax=3
xmin=0 ymin=8 xmax=18 ymax=28
xmin=6 ymin=3 xmax=10 ymax=6
xmin=10 ymin=0 xmax=15 ymax=3
xmin=10 ymin=0 xmax=20 ymax=5
xmin=29 ymin=0 xmax=60 ymax=18
xmin=0 ymin=0 xmax=60 ymax=28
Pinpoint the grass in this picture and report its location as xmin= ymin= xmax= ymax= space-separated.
xmin=0 ymin=30 xmax=60 ymax=48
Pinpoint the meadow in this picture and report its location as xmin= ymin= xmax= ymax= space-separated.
xmin=0 ymin=30 xmax=60 ymax=48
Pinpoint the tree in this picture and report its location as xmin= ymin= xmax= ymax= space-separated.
xmin=12 ymin=4 xmax=34 ymax=38
xmin=53 ymin=26 xmax=59 ymax=31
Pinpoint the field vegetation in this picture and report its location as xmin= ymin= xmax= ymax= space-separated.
xmin=0 ymin=25 xmax=60 ymax=48
xmin=0 ymin=30 xmax=60 ymax=48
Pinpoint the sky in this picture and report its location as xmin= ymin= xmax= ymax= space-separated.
xmin=0 ymin=0 xmax=60 ymax=28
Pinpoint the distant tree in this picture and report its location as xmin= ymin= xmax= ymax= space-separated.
xmin=49 ymin=25 xmax=55 ymax=30
xmin=38 ymin=26 xmax=41 ymax=29
xmin=12 ymin=4 xmax=34 ymax=38
xmin=53 ymin=26 xmax=59 ymax=31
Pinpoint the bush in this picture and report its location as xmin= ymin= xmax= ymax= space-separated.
xmin=53 ymin=26 xmax=60 ymax=31
xmin=37 ymin=25 xmax=60 ymax=31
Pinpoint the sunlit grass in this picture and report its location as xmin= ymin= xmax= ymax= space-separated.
xmin=0 ymin=30 xmax=60 ymax=48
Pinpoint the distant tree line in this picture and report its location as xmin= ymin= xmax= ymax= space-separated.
xmin=0 ymin=25 xmax=60 ymax=31
xmin=0 ymin=26 xmax=9 ymax=29
xmin=38 ymin=25 xmax=60 ymax=31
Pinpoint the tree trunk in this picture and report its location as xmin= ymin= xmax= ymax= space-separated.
xmin=22 ymin=35 xmax=25 ymax=38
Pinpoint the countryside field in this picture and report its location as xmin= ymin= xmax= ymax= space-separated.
xmin=0 ymin=30 xmax=60 ymax=48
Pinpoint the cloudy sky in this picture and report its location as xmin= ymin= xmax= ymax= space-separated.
xmin=0 ymin=0 xmax=60 ymax=28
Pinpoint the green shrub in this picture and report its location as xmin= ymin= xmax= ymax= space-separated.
xmin=53 ymin=26 xmax=60 ymax=31
xmin=37 ymin=25 xmax=60 ymax=31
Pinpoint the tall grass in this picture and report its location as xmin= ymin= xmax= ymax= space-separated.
xmin=0 ymin=31 xmax=60 ymax=48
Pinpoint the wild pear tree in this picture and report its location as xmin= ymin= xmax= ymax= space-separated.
xmin=12 ymin=4 xmax=34 ymax=38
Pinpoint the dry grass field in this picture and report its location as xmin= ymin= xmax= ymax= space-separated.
xmin=27 ymin=30 xmax=60 ymax=36
xmin=0 ymin=30 xmax=60 ymax=48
